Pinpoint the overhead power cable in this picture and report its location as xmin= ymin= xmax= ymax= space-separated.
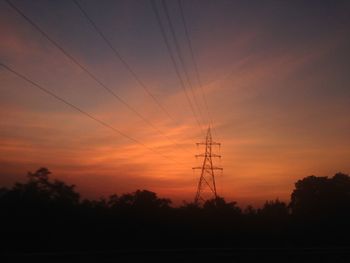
xmin=0 ymin=62 xmax=182 ymax=164
xmin=72 ymin=0 xmax=175 ymax=123
xmin=177 ymin=0 xmax=219 ymax=138
xmin=161 ymin=0 xmax=205 ymax=127
xmin=5 ymin=0 xmax=191 ymax=154
xmin=150 ymin=0 xmax=204 ymax=135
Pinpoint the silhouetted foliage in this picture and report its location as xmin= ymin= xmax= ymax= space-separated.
xmin=244 ymin=205 xmax=257 ymax=216
xmin=203 ymin=196 xmax=242 ymax=217
xmin=1 ymin=168 xmax=350 ymax=253
xmin=116 ymin=189 xmax=171 ymax=210
xmin=6 ymin=167 xmax=80 ymax=206
xmin=259 ymin=199 xmax=289 ymax=218
xmin=290 ymin=172 xmax=350 ymax=219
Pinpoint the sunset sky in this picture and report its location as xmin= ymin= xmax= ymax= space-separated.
xmin=1 ymin=0 xmax=350 ymax=206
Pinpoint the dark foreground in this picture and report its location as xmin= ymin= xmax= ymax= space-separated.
xmin=2 ymin=169 xmax=350 ymax=262
xmin=4 ymin=248 xmax=350 ymax=263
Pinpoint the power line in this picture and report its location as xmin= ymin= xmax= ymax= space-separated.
xmin=72 ymin=0 xmax=175 ymax=123
xmin=177 ymin=0 xmax=219 ymax=138
xmin=177 ymin=0 xmax=211 ymax=122
xmin=5 ymin=0 xmax=191 ymax=154
xmin=150 ymin=0 xmax=204 ymax=136
xmin=0 ymin=62 xmax=182 ymax=164
xmin=161 ymin=0 xmax=205 ymax=128
xmin=72 ymin=0 xmax=194 ymax=154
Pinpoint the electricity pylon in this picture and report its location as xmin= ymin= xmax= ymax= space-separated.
xmin=193 ymin=127 xmax=222 ymax=205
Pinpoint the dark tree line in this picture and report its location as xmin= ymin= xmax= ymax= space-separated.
xmin=1 ymin=168 xmax=350 ymax=252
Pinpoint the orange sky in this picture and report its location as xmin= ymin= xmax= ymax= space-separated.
xmin=1 ymin=0 xmax=350 ymax=206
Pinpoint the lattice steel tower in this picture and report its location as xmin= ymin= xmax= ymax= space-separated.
xmin=193 ymin=127 xmax=222 ymax=204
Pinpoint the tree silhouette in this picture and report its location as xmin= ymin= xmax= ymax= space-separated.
xmin=203 ymin=196 xmax=242 ymax=215
xmin=117 ymin=189 xmax=172 ymax=211
xmin=290 ymin=172 xmax=350 ymax=218
xmin=2 ymin=168 xmax=350 ymax=252
xmin=259 ymin=199 xmax=289 ymax=218
xmin=244 ymin=205 xmax=257 ymax=216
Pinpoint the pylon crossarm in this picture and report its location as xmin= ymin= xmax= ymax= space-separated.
xmin=196 ymin=142 xmax=220 ymax=145
xmin=195 ymin=154 xmax=221 ymax=158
